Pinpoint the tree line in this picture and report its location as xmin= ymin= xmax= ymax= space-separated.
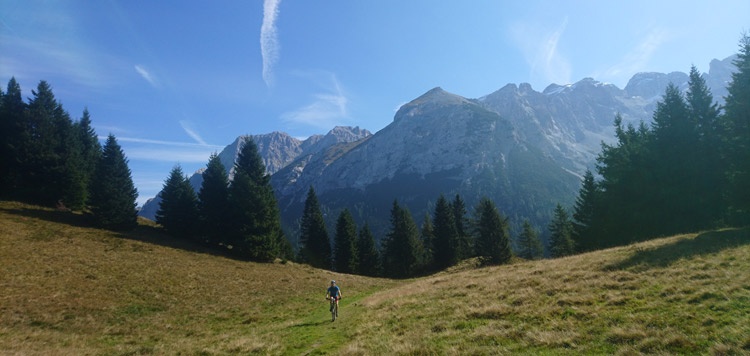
xmin=0 ymin=78 xmax=138 ymax=230
xmin=297 ymin=186 xmax=556 ymax=278
xmin=570 ymin=35 xmax=750 ymax=252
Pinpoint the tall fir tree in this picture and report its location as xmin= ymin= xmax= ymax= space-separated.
xmin=650 ymin=83 xmax=698 ymax=235
xmin=298 ymin=186 xmax=332 ymax=269
xmin=0 ymin=78 xmax=26 ymax=197
xmin=548 ymin=204 xmax=574 ymax=258
xmin=419 ymin=213 xmax=435 ymax=271
xmin=20 ymin=81 xmax=85 ymax=208
xmin=686 ymin=65 xmax=724 ymax=228
xmin=89 ymin=134 xmax=138 ymax=230
xmin=382 ymin=200 xmax=422 ymax=278
xmin=451 ymin=194 xmax=473 ymax=260
xmin=596 ymin=115 xmax=654 ymax=245
xmin=198 ymin=153 xmax=230 ymax=245
xmin=333 ymin=209 xmax=358 ymax=273
xmin=74 ymin=108 xmax=101 ymax=207
xmin=357 ymin=223 xmax=380 ymax=277
xmin=473 ymin=198 xmax=512 ymax=265
xmin=722 ymin=34 xmax=750 ymax=225
xmin=517 ymin=220 xmax=543 ymax=260
xmin=432 ymin=194 xmax=459 ymax=269
xmin=156 ymin=165 xmax=199 ymax=239
xmin=571 ymin=170 xmax=601 ymax=252
xmin=228 ymin=137 xmax=283 ymax=262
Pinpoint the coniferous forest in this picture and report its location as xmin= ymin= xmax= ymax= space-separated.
xmin=2 ymin=35 xmax=748 ymax=277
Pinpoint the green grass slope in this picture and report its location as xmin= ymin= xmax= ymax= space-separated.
xmin=1 ymin=201 xmax=749 ymax=355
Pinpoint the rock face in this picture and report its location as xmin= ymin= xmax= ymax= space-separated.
xmin=140 ymin=55 xmax=736 ymax=242
xmin=138 ymin=127 xmax=371 ymax=220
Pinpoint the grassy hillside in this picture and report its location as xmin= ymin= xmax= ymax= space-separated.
xmin=2 ymin=201 xmax=749 ymax=355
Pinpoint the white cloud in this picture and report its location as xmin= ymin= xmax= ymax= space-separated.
xmin=281 ymin=73 xmax=349 ymax=129
xmin=260 ymin=0 xmax=281 ymax=87
xmin=179 ymin=120 xmax=208 ymax=145
xmin=134 ymin=64 xmax=158 ymax=87
xmin=115 ymin=136 xmax=222 ymax=149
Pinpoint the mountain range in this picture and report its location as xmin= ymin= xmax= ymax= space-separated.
xmin=139 ymin=55 xmax=736 ymax=244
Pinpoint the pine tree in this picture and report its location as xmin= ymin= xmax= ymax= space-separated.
xmin=452 ymin=194 xmax=473 ymax=259
xmin=298 ymin=186 xmax=331 ymax=269
xmin=75 ymin=108 xmax=101 ymax=208
xmin=517 ymin=220 xmax=543 ymax=260
xmin=0 ymin=78 xmax=26 ymax=198
xmin=686 ymin=65 xmax=724 ymax=228
xmin=19 ymin=81 xmax=85 ymax=208
xmin=723 ymin=34 xmax=750 ymax=225
xmin=156 ymin=165 xmax=199 ymax=239
xmin=382 ymin=200 xmax=421 ymax=278
xmin=357 ymin=223 xmax=380 ymax=276
xmin=596 ymin=115 xmax=654 ymax=245
xmin=474 ymin=197 xmax=512 ymax=265
xmin=227 ymin=137 xmax=283 ymax=262
xmin=89 ymin=134 xmax=138 ymax=230
xmin=198 ymin=153 xmax=230 ymax=245
xmin=571 ymin=170 xmax=600 ymax=252
xmin=650 ymin=83 xmax=698 ymax=235
xmin=419 ymin=213 xmax=435 ymax=270
xmin=548 ymin=204 xmax=574 ymax=258
xmin=333 ymin=209 xmax=358 ymax=273
xmin=432 ymin=194 xmax=458 ymax=269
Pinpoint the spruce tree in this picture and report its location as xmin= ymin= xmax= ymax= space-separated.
xmin=686 ymin=65 xmax=724 ymax=228
xmin=198 ymin=153 xmax=230 ymax=245
xmin=650 ymin=83 xmax=698 ymax=235
xmin=474 ymin=198 xmax=512 ymax=265
xmin=357 ymin=223 xmax=380 ymax=276
xmin=227 ymin=137 xmax=283 ymax=261
xmin=517 ymin=220 xmax=543 ymax=260
xmin=156 ymin=165 xmax=199 ymax=239
xmin=382 ymin=200 xmax=421 ymax=278
xmin=452 ymin=194 xmax=473 ymax=259
xmin=571 ymin=170 xmax=600 ymax=252
xmin=298 ymin=186 xmax=331 ymax=269
xmin=89 ymin=134 xmax=138 ymax=230
xmin=419 ymin=213 xmax=435 ymax=270
xmin=333 ymin=209 xmax=358 ymax=273
xmin=432 ymin=194 xmax=458 ymax=269
xmin=548 ymin=204 xmax=574 ymax=258
xmin=20 ymin=81 xmax=84 ymax=207
xmin=0 ymin=78 xmax=26 ymax=198
xmin=723 ymin=34 xmax=750 ymax=224
xmin=75 ymin=108 xmax=101 ymax=208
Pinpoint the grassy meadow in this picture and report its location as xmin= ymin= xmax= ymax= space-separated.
xmin=1 ymin=201 xmax=749 ymax=355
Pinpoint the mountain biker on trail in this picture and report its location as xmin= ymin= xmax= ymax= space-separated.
xmin=326 ymin=280 xmax=342 ymax=311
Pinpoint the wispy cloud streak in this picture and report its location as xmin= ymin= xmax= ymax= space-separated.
xmin=260 ymin=0 xmax=281 ymax=87
xmin=134 ymin=65 xmax=158 ymax=87
xmin=510 ymin=17 xmax=572 ymax=87
xmin=598 ymin=28 xmax=669 ymax=82
xmin=281 ymin=73 xmax=349 ymax=129
xmin=179 ymin=120 xmax=208 ymax=145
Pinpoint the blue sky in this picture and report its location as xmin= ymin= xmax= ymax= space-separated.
xmin=2 ymin=0 xmax=748 ymax=206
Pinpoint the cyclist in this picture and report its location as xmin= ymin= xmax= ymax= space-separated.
xmin=326 ymin=280 xmax=342 ymax=312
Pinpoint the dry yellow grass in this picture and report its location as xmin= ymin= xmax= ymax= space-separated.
xmin=0 ymin=201 xmax=396 ymax=355
xmin=2 ymin=201 xmax=749 ymax=355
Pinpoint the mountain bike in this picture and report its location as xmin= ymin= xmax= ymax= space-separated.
xmin=328 ymin=297 xmax=339 ymax=322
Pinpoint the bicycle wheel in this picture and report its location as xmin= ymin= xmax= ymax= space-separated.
xmin=331 ymin=301 xmax=337 ymax=322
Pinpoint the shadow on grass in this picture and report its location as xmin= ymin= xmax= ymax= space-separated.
xmin=0 ymin=206 xmax=93 ymax=228
xmin=605 ymin=227 xmax=750 ymax=271
xmin=0 ymin=204 xmax=245 ymax=262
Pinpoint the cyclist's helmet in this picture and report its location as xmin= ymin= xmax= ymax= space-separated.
xmin=331 ymin=280 xmax=336 ymax=284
